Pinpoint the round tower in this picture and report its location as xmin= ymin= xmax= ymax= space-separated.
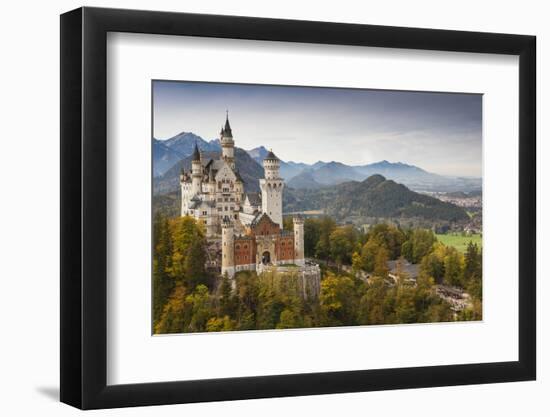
xmin=293 ymin=216 xmax=305 ymax=266
xmin=191 ymin=143 xmax=202 ymax=195
xmin=221 ymin=218 xmax=235 ymax=278
xmin=220 ymin=111 xmax=235 ymax=169
xmin=259 ymin=150 xmax=284 ymax=228
xmin=180 ymin=167 xmax=192 ymax=216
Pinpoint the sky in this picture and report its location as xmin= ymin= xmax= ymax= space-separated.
xmin=153 ymin=81 xmax=482 ymax=177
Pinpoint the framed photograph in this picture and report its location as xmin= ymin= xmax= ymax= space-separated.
xmin=60 ymin=7 xmax=536 ymax=409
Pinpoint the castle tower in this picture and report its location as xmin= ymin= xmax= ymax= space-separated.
xmin=293 ymin=216 xmax=305 ymax=266
xmin=191 ymin=143 xmax=202 ymax=196
xmin=221 ymin=218 xmax=235 ymax=278
xmin=259 ymin=150 xmax=284 ymax=228
xmin=220 ymin=112 xmax=235 ymax=170
xmin=206 ymin=165 xmax=216 ymax=199
xmin=180 ymin=167 xmax=192 ymax=216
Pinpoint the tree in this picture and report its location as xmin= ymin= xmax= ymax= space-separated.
xmin=320 ymin=273 xmax=357 ymax=326
xmin=401 ymin=240 xmax=413 ymax=263
xmin=277 ymin=308 xmax=302 ymax=329
xmin=373 ymin=246 xmax=389 ymax=278
xmin=152 ymin=213 xmax=174 ymax=326
xmin=154 ymin=284 xmax=187 ymax=334
xmin=402 ymin=229 xmax=437 ymax=263
xmin=464 ymin=241 xmax=482 ymax=299
xmin=367 ymin=224 xmax=405 ymax=259
xmin=187 ymin=284 xmax=211 ymax=332
xmin=304 ymin=218 xmax=322 ymax=257
xmin=393 ymin=285 xmax=417 ymax=323
xmin=218 ymin=273 xmax=236 ymax=317
xmin=359 ymin=239 xmax=379 ymax=272
xmin=235 ymin=271 xmax=260 ymax=329
xmin=329 ymin=226 xmax=356 ymax=267
xmin=351 ymin=251 xmax=363 ymax=274
xmin=358 ymin=276 xmax=387 ymax=325
xmin=443 ymin=248 xmax=464 ymax=287
xmin=314 ymin=217 xmax=336 ymax=260
xmin=206 ymin=315 xmax=235 ymax=332
xmin=420 ymin=251 xmax=445 ymax=283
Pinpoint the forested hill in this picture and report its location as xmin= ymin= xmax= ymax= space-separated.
xmin=284 ymin=174 xmax=469 ymax=222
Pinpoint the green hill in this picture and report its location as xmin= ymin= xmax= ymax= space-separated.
xmin=285 ymin=175 xmax=469 ymax=223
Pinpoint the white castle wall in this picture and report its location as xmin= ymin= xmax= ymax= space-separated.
xmin=293 ymin=217 xmax=305 ymax=266
xmin=260 ymin=158 xmax=284 ymax=228
xmin=221 ymin=222 xmax=235 ymax=278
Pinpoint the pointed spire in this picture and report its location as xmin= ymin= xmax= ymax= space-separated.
xmin=264 ymin=148 xmax=278 ymax=161
xmin=192 ymin=142 xmax=200 ymax=161
xmin=223 ymin=110 xmax=232 ymax=137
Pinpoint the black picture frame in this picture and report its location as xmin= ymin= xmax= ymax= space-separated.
xmin=60 ymin=6 xmax=536 ymax=410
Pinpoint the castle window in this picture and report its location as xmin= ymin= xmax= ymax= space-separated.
xmin=202 ymin=211 xmax=207 ymax=216
xmin=234 ymin=214 xmax=238 ymax=219
xmin=236 ymin=244 xmax=240 ymax=250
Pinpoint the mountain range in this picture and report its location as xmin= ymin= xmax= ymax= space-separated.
xmin=154 ymin=147 xmax=263 ymax=195
xmin=153 ymin=132 xmax=220 ymax=177
xmin=153 ymin=174 xmax=469 ymax=224
xmin=153 ymin=131 xmax=481 ymax=195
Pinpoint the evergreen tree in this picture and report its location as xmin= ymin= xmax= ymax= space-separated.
xmin=152 ymin=213 xmax=174 ymax=326
xmin=373 ymin=246 xmax=389 ymax=278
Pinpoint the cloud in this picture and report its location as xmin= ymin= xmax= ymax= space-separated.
xmin=153 ymin=81 xmax=482 ymax=177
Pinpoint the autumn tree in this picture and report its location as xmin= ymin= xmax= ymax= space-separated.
xmin=373 ymin=246 xmax=390 ymax=278
xmin=443 ymin=248 xmax=464 ymax=287
xmin=154 ymin=284 xmax=187 ymax=334
xmin=152 ymin=212 xmax=174 ymax=326
xmin=357 ymin=276 xmax=388 ymax=325
xmin=367 ymin=223 xmax=405 ymax=260
xmin=329 ymin=226 xmax=356 ymax=267
xmin=314 ymin=217 xmax=336 ymax=260
xmin=320 ymin=273 xmax=357 ymax=326
xmin=402 ymin=229 xmax=437 ymax=263
xmin=464 ymin=242 xmax=482 ymax=300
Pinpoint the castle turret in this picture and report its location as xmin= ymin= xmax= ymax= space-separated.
xmin=220 ymin=112 xmax=235 ymax=169
xmin=205 ymin=165 xmax=216 ymax=197
xmin=180 ymin=167 xmax=192 ymax=216
xmin=191 ymin=143 xmax=202 ymax=195
xmin=293 ymin=216 xmax=305 ymax=266
xmin=221 ymin=218 xmax=235 ymax=278
xmin=259 ymin=150 xmax=284 ymax=228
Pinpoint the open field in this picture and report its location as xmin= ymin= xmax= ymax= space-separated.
xmin=436 ymin=233 xmax=482 ymax=253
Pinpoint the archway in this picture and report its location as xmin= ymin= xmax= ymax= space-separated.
xmin=261 ymin=251 xmax=271 ymax=265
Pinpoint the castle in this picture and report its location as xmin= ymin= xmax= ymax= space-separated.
xmin=180 ymin=114 xmax=306 ymax=279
